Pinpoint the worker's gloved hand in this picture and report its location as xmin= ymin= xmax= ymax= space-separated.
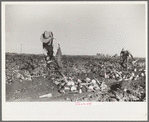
xmin=45 ymin=56 xmax=50 ymax=61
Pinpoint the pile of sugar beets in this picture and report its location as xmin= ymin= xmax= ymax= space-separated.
xmin=44 ymin=60 xmax=146 ymax=102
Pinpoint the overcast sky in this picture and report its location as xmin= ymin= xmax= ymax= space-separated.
xmin=4 ymin=2 xmax=147 ymax=57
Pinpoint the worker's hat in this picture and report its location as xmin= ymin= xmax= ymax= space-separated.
xmin=40 ymin=31 xmax=54 ymax=43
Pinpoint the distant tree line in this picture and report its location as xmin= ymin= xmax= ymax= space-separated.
xmin=96 ymin=53 xmax=118 ymax=58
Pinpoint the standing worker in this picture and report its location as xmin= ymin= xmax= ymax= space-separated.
xmin=120 ymin=48 xmax=134 ymax=70
xmin=40 ymin=31 xmax=64 ymax=74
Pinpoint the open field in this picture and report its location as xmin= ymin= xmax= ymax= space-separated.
xmin=5 ymin=53 xmax=146 ymax=102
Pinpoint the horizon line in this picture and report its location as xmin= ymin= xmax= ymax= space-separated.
xmin=5 ymin=52 xmax=146 ymax=58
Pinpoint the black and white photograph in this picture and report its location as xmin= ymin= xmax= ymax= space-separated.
xmin=2 ymin=1 xmax=148 ymax=121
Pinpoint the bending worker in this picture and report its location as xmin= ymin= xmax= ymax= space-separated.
xmin=40 ymin=31 xmax=63 ymax=72
xmin=120 ymin=48 xmax=134 ymax=70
